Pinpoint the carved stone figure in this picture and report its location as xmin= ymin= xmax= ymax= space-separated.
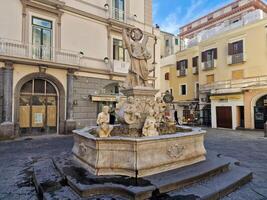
xmin=122 ymin=28 xmax=154 ymax=88
xmin=154 ymin=97 xmax=167 ymax=123
xmin=96 ymin=106 xmax=113 ymax=138
xmin=142 ymin=109 xmax=159 ymax=137
xmin=124 ymin=96 xmax=141 ymax=124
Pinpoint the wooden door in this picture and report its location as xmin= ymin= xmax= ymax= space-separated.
xmin=216 ymin=106 xmax=232 ymax=129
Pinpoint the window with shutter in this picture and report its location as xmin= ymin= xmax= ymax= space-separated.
xmin=202 ymin=49 xmax=217 ymax=70
xmin=202 ymin=51 xmax=207 ymax=62
xmin=229 ymin=40 xmax=244 ymax=64
xmin=193 ymin=56 xmax=199 ymax=74
xmin=180 ymin=60 xmax=187 ymax=76
xmin=213 ymin=48 xmax=217 ymax=59
xmin=228 ymin=43 xmax=234 ymax=55
xmin=193 ymin=56 xmax=198 ymax=67
xmin=176 ymin=61 xmax=180 ymax=70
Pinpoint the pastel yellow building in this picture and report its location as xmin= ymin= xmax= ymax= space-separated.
xmin=164 ymin=0 xmax=267 ymax=129
xmin=0 ymin=0 xmax=160 ymax=138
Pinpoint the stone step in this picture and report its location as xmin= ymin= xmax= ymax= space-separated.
xmin=145 ymin=152 xmax=232 ymax=194
xmin=34 ymin=153 xmax=251 ymax=200
xmin=164 ymin=164 xmax=252 ymax=200
xmin=52 ymin=152 xmax=236 ymax=200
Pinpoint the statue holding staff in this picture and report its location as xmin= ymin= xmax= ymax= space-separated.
xmin=122 ymin=28 xmax=154 ymax=87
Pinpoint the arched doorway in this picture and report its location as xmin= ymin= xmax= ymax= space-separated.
xmin=19 ymin=78 xmax=59 ymax=135
xmin=254 ymin=94 xmax=267 ymax=129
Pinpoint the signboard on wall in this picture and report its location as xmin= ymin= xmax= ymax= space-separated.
xmin=34 ymin=113 xmax=43 ymax=124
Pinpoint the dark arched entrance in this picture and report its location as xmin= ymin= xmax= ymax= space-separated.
xmin=14 ymin=73 xmax=65 ymax=135
xmin=254 ymin=95 xmax=267 ymax=129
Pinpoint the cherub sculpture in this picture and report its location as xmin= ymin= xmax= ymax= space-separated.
xmin=124 ymin=96 xmax=141 ymax=124
xmin=142 ymin=109 xmax=159 ymax=137
xmin=154 ymin=97 xmax=167 ymax=123
xmin=122 ymin=27 xmax=154 ymax=87
xmin=96 ymin=106 xmax=113 ymax=138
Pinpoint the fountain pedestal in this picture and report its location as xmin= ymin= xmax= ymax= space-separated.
xmin=120 ymin=87 xmax=159 ymax=99
xmin=72 ymin=127 xmax=206 ymax=177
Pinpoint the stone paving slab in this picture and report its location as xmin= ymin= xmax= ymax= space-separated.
xmin=0 ymin=129 xmax=267 ymax=200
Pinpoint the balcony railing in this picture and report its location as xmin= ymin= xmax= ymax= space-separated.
xmin=112 ymin=60 xmax=130 ymax=74
xmin=192 ymin=66 xmax=199 ymax=74
xmin=232 ymin=53 xmax=244 ymax=64
xmin=111 ymin=7 xmax=125 ymax=22
xmin=0 ymin=38 xmax=80 ymax=66
xmin=203 ymin=60 xmax=215 ymax=70
xmin=200 ymin=76 xmax=267 ymax=92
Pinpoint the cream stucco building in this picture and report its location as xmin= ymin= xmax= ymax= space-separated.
xmin=0 ymin=0 xmax=161 ymax=138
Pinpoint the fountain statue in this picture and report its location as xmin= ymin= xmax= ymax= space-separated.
xmin=72 ymin=27 xmax=206 ymax=177
xmin=122 ymin=27 xmax=154 ymax=88
xmin=96 ymin=106 xmax=113 ymax=138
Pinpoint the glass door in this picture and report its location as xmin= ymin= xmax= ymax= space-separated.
xmin=113 ymin=0 xmax=125 ymax=21
xmin=32 ymin=17 xmax=52 ymax=60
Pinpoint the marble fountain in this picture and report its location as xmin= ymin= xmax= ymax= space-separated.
xmin=33 ymin=27 xmax=252 ymax=200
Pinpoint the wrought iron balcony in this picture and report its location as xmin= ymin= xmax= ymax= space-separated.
xmin=111 ymin=7 xmax=125 ymax=22
xmin=203 ymin=60 xmax=215 ymax=70
xmin=231 ymin=53 xmax=244 ymax=64
xmin=200 ymin=76 xmax=267 ymax=93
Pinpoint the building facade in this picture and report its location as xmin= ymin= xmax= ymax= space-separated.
xmin=0 ymin=0 xmax=160 ymax=138
xmin=163 ymin=0 xmax=267 ymax=129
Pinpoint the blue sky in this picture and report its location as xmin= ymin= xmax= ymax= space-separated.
xmin=153 ymin=0 xmax=267 ymax=34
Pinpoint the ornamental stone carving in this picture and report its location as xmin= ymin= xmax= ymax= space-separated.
xmin=78 ymin=143 xmax=87 ymax=156
xmin=142 ymin=109 xmax=159 ymax=137
xmin=167 ymin=144 xmax=185 ymax=158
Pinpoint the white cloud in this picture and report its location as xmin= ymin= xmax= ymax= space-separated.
xmin=160 ymin=0 xmax=206 ymax=34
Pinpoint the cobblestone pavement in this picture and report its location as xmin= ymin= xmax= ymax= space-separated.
xmin=204 ymin=128 xmax=267 ymax=200
xmin=0 ymin=129 xmax=266 ymax=200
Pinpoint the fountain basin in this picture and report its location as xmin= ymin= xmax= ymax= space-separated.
xmin=72 ymin=126 xmax=206 ymax=177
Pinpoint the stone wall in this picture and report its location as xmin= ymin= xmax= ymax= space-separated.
xmin=73 ymin=76 xmax=117 ymax=128
xmin=0 ymin=69 xmax=3 ymax=123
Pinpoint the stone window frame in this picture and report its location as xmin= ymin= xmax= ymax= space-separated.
xmin=21 ymin=0 xmax=63 ymax=49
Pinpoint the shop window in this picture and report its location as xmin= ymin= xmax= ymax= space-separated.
xmin=183 ymin=109 xmax=190 ymax=120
